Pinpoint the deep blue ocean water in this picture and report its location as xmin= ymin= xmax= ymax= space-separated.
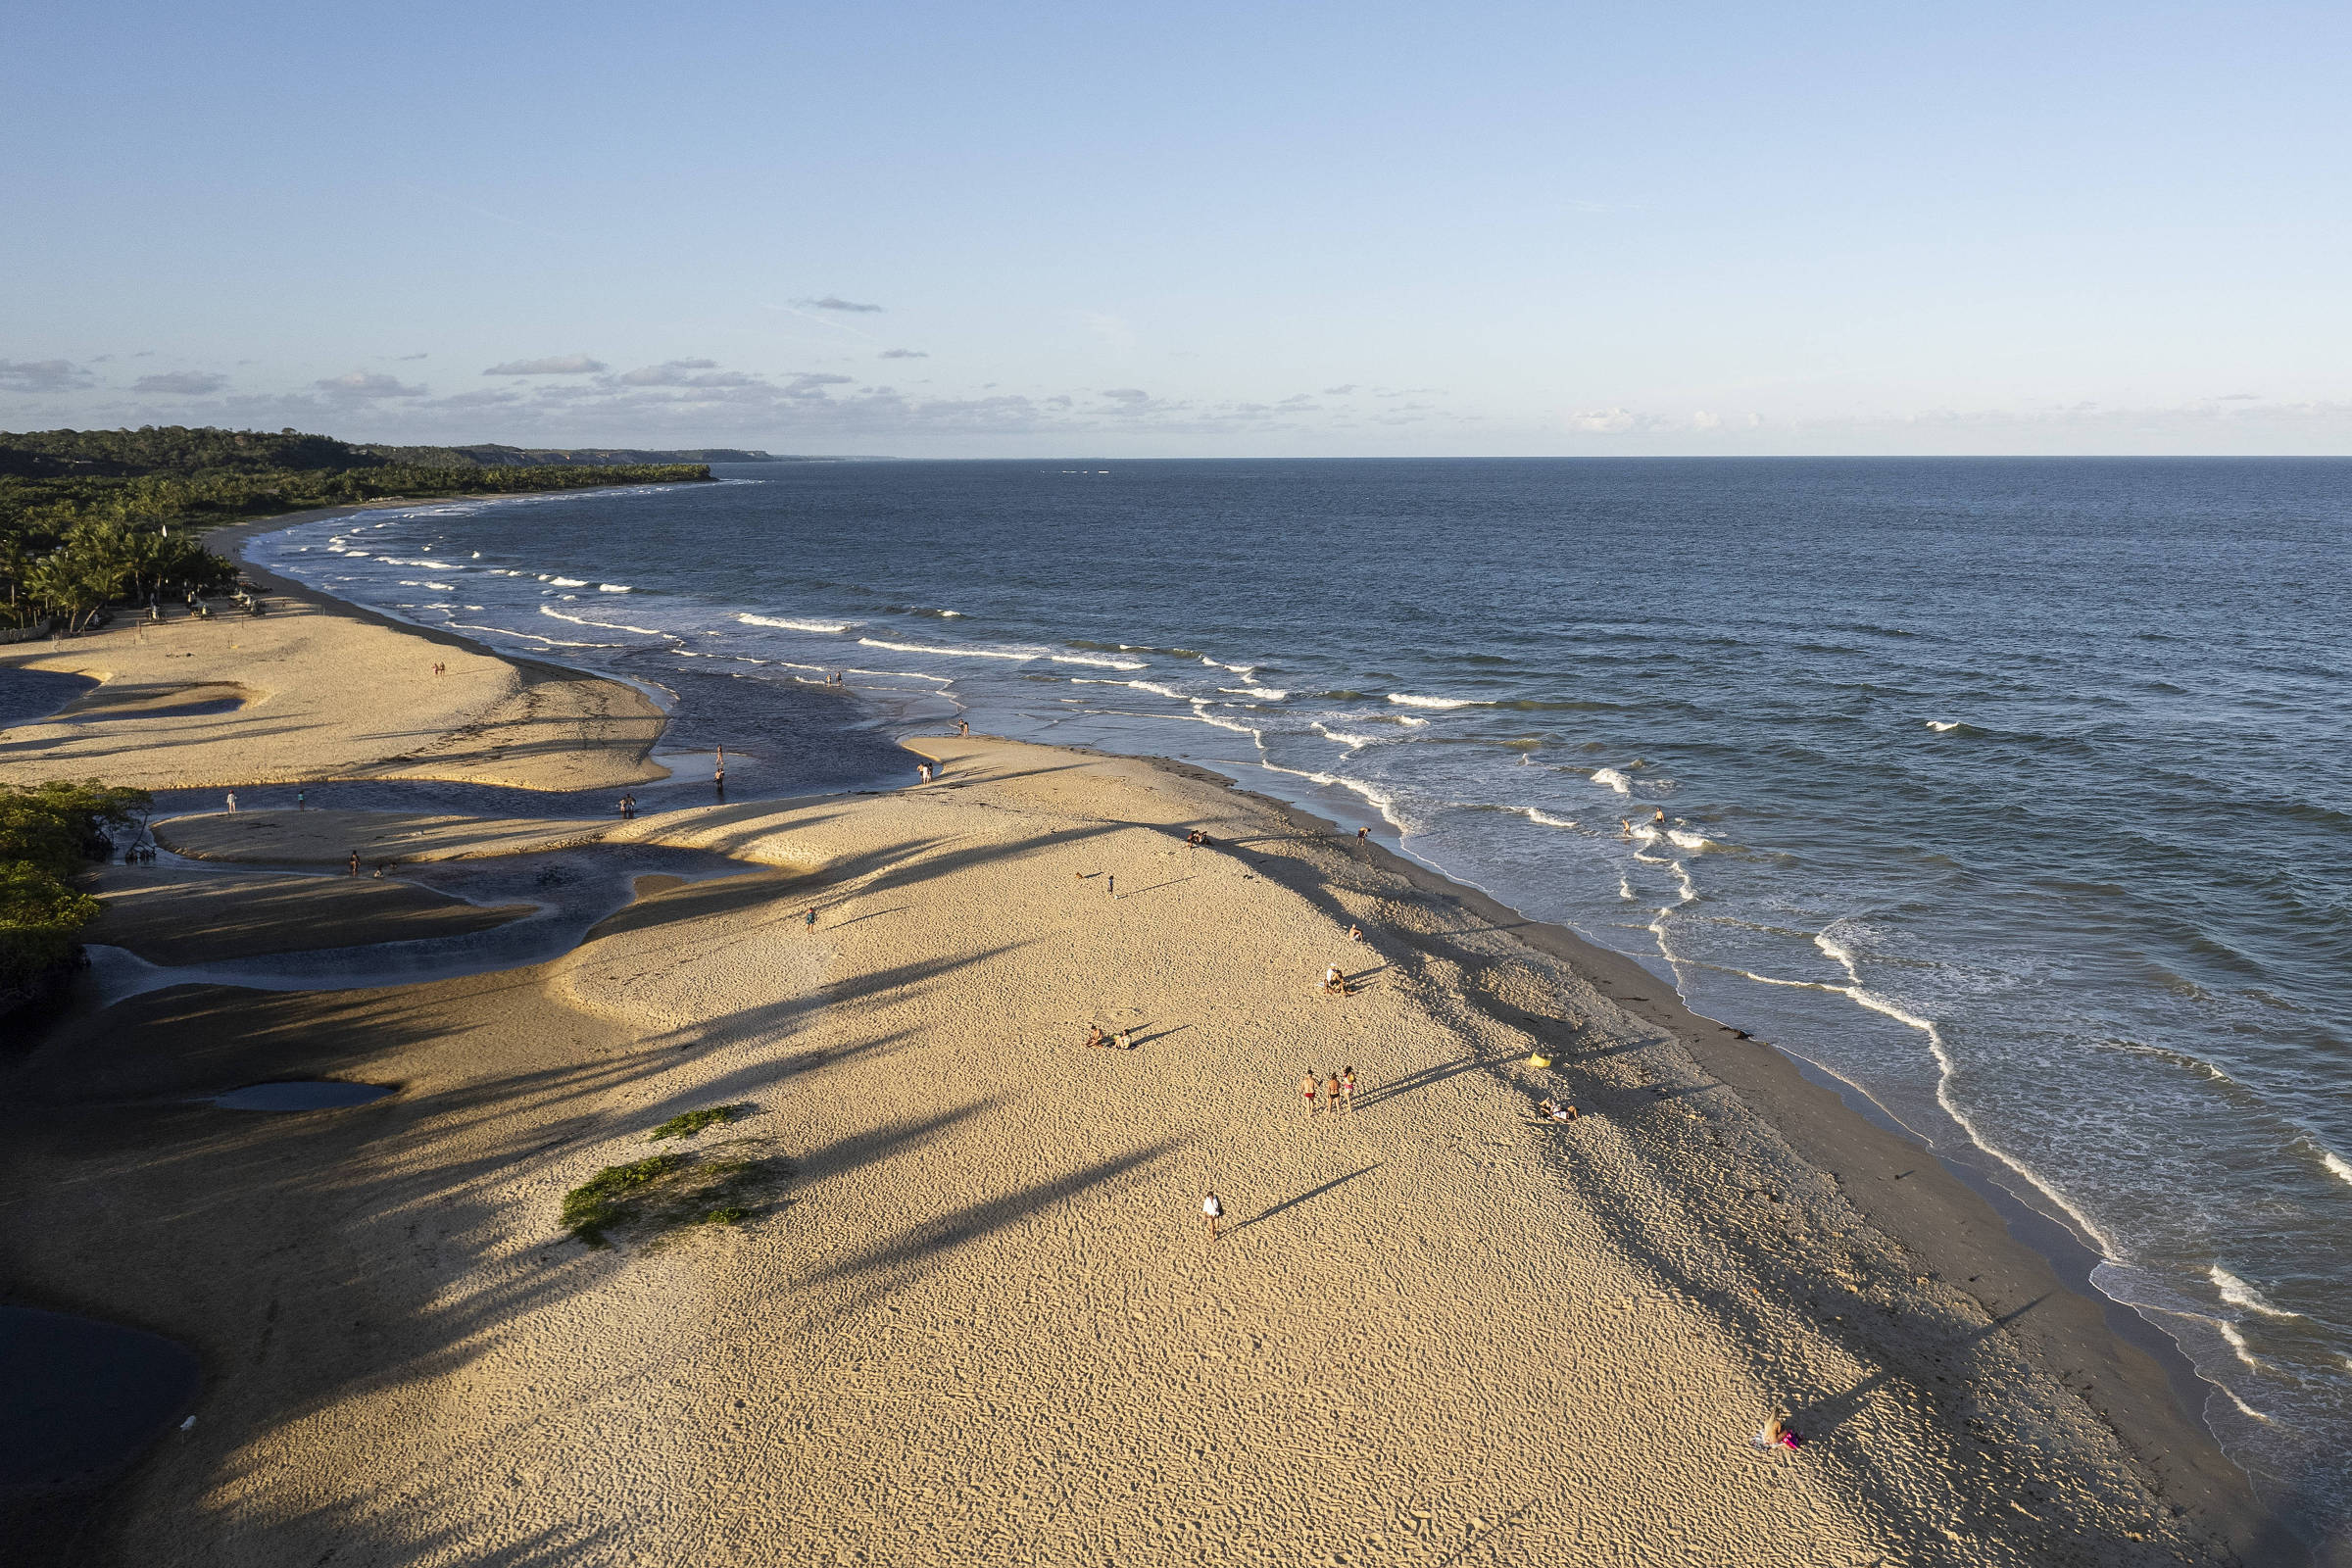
xmin=252 ymin=457 xmax=2351 ymax=1541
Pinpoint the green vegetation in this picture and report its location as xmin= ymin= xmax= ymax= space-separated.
xmin=0 ymin=425 xmax=710 ymax=631
xmin=0 ymin=781 xmax=150 ymax=1015
xmin=559 ymin=1139 xmax=787 ymax=1249
xmin=647 ymin=1103 xmax=745 ymax=1141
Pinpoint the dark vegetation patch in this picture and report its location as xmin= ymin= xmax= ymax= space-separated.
xmin=647 ymin=1103 xmax=748 ymax=1142
xmin=2 ymin=780 xmax=149 ymax=1021
xmin=560 ymin=1138 xmax=789 ymax=1250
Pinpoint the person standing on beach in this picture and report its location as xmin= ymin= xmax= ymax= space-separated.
xmin=1200 ymin=1190 xmax=1223 ymax=1242
xmin=296 ymin=790 xmax=306 ymax=811
xmin=957 ymin=718 xmax=969 ymax=737
xmin=1107 ymin=874 xmax=1116 ymax=899
xmin=714 ymin=745 xmax=725 ymax=795
xmin=1300 ymin=1072 xmax=1319 ymax=1115
xmin=1325 ymin=1072 xmax=1342 ymax=1112
xmin=348 ymin=850 xmax=359 ymax=877
xmin=225 ymin=792 xmax=238 ymax=814
xmin=1341 ymin=1065 xmax=1357 ymax=1113
xmin=804 ymin=906 xmax=817 ymax=934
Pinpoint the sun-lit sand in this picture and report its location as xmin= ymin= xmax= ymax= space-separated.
xmin=0 ymin=594 xmax=2280 ymax=1565
xmin=1 ymin=598 xmax=663 ymax=792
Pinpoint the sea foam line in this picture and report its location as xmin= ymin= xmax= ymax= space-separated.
xmin=541 ymin=606 xmax=670 ymax=638
xmin=739 ymin=612 xmax=853 ymax=634
xmin=1815 ymin=922 xmax=2120 ymax=1257
xmin=858 ymin=637 xmax=1033 ymax=661
xmin=1389 ymin=692 xmax=1480 ymax=710
xmin=1592 ymin=767 xmax=1634 ymax=795
xmin=2211 ymin=1265 xmax=2300 ymax=1319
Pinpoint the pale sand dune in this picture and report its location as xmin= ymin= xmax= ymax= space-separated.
xmin=0 ymin=599 xmax=664 ymax=792
xmin=11 ymin=739 xmax=2254 ymax=1565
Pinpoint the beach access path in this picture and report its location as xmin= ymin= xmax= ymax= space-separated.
xmin=4 ymin=717 xmax=2273 ymax=1564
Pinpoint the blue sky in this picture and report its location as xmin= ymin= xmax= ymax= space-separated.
xmin=5 ymin=1 xmax=2347 ymax=455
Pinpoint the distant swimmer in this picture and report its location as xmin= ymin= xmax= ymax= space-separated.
xmin=1620 ymin=818 xmax=1631 ymax=837
xmin=1652 ymin=808 xmax=1667 ymax=823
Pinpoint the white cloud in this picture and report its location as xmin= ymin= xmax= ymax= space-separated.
xmin=484 ymin=354 xmax=608 ymax=375
xmin=316 ymin=370 xmax=428 ymax=399
xmin=0 ymin=359 xmax=94 ymax=393
xmin=132 ymin=370 xmax=229 ymax=395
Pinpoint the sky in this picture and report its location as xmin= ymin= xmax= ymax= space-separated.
xmin=5 ymin=0 xmax=2349 ymax=457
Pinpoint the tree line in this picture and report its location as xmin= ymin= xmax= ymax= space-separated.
xmin=0 ymin=425 xmax=710 ymax=631
xmin=0 ymin=780 xmax=149 ymax=1018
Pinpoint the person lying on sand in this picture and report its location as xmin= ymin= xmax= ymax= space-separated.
xmin=1755 ymin=1414 xmax=1802 ymax=1452
xmin=1538 ymin=1099 xmax=1579 ymax=1123
xmin=1320 ymin=965 xmax=1349 ymax=995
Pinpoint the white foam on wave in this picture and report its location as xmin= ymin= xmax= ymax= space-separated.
xmin=1508 ymin=806 xmax=1578 ymax=829
xmin=1258 ymin=759 xmax=1399 ymax=825
xmin=2211 ymin=1265 xmax=2300 ymax=1319
xmin=550 ymin=576 xmax=588 ymax=587
xmin=1200 ymin=656 xmax=1255 ymax=675
xmin=1619 ymin=876 xmax=1635 ymax=900
xmin=1666 ymin=828 xmax=1720 ymax=852
xmin=1313 ymin=723 xmax=1380 ymax=751
xmin=1592 ymin=767 xmax=1634 ymax=795
xmin=1927 ymin=719 xmax=1962 ymax=732
xmin=1126 ymin=680 xmax=1185 ymax=701
xmin=2319 ymin=1147 xmax=2352 ymax=1188
xmin=1220 ymin=685 xmax=1289 ymax=701
xmin=398 ymin=581 xmax=457 ymax=591
xmin=445 ymin=620 xmax=609 ymax=649
xmin=1815 ymin=922 xmax=2120 ymax=1257
xmin=1050 ymin=653 xmax=1148 ymax=670
xmin=541 ymin=606 xmax=669 ymax=638
xmin=858 ymin=636 xmax=1032 ymax=661
xmin=1398 ymin=715 xmax=1429 ymax=727
xmin=2217 ymin=1321 xmax=2269 ymax=1371
xmin=739 ymin=612 xmax=853 ymax=634
xmin=1389 ymin=693 xmax=1478 ymax=710
xmin=598 ymin=583 xmax=633 ymax=593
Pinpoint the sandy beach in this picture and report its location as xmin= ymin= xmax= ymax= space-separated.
xmin=0 ymin=564 xmax=2296 ymax=1565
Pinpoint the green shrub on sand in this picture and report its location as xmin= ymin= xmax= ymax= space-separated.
xmin=647 ymin=1104 xmax=744 ymax=1142
xmin=560 ymin=1140 xmax=786 ymax=1250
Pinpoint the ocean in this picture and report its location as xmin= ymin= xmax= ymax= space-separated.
xmin=250 ymin=456 xmax=2351 ymax=1539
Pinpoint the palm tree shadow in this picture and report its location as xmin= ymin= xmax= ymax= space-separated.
xmin=1230 ymin=1164 xmax=1383 ymax=1235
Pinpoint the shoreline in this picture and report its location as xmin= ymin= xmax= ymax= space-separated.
xmin=208 ymin=499 xmax=686 ymax=735
xmin=2 ymin=507 xmax=2295 ymax=1561
xmin=1167 ymin=763 xmax=2274 ymax=1546
xmin=225 ymin=503 xmax=2282 ymax=1551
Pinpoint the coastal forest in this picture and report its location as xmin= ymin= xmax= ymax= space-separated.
xmin=0 ymin=425 xmax=710 ymax=632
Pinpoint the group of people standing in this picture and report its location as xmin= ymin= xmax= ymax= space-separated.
xmin=1299 ymin=1066 xmax=1358 ymax=1116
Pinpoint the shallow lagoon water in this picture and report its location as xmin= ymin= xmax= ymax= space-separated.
xmin=0 ymin=1306 xmax=200 ymax=1490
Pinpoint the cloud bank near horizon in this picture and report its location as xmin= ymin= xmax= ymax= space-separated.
xmin=5 ymin=347 xmax=2344 ymax=458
